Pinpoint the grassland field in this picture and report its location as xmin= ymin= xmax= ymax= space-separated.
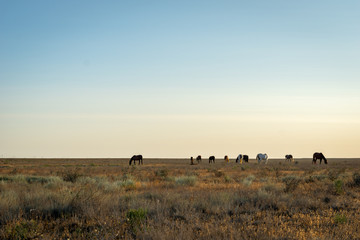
xmin=0 ymin=157 xmax=360 ymax=239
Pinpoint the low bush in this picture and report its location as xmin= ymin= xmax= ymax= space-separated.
xmin=224 ymin=175 xmax=232 ymax=183
xmin=117 ymin=179 xmax=136 ymax=190
xmin=242 ymin=175 xmax=255 ymax=186
xmin=5 ymin=219 xmax=42 ymax=240
xmin=175 ymin=176 xmax=197 ymax=186
xmin=155 ymin=169 xmax=168 ymax=179
xmin=282 ymin=175 xmax=301 ymax=193
xmin=213 ymin=170 xmax=224 ymax=178
xmin=353 ymin=172 xmax=360 ymax=187
xmin=334 ymin=213 xmax=347 ymax=224
xmin=61 ymin=169 xmax=82 ymax=183
xmin=126 ymin=208 xmax=147 ymax=234
xmin=333 ymin=180 xmax=344 ymax=195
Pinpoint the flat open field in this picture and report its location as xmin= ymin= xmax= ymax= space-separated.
xmin=1 ymin=158 xmax=360 ymax=239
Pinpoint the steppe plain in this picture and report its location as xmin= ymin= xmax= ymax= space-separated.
xmin=0 ymin=157 xmax=359 ymax=239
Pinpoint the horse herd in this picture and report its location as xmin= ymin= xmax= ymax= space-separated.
xmin=129 ymin=152 xmax=328 ymax=165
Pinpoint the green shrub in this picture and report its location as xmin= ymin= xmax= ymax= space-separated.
xmin=224 ymin=175 xmax=232 ymax=183
xmin=126 ymin=208 xmax=147 ymax=233
xmin=175 ymin=176 xmax=197 ymax=186
xmin=213 ymin=170 xmax=224 ymax=178
xmin=353 ymin=172 xmax=360 ymax=187
xmin=334 ymin=214 xmax=347 ymax=224
xmin=282 ymin=175 xmax=301 ymax=193
xmin=243 ymin=175 xmax=255 ymax=186
xmin=117 ymin=179 xmax=136 ymax=190
xmin=0 ymin=175 xmax=62 ymax=185
xmin=0 ymin=176 xmax=11 ymax=182
xmin=155 ymin=169 xmax=168 ymax=179
xmin=6 ymin=220 xmax=41 ymax=240
xmin=61 ymin=169 xmax=82 ymax=183
xmin=334 ymin=180 xmax=344 ymax=195
xmin=309 ymin=175 xmax=327 ymax=182
xmin=25 ymin=176 xmax=50 ymax=184
xmin=262 ymin=183 xmax=282 ymax=193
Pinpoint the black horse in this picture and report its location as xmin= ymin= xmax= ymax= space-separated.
xmin=313 ymin=152 xmax=327 ymax=164
xmin=129 ymin=155 xmax=143 ymax=165
xmin=209 ymin=156 xmax=215 ymax=163
xmin=285 ymin=154 xmax=294 ymax=162
xmin=243 ymin=155 xmax=249 ymax=163
xmin=196 ymin=155 xmax=202 ymax=163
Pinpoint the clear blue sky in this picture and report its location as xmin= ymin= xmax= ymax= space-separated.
xmin=1 ymin=1 xmax=360 ymax=158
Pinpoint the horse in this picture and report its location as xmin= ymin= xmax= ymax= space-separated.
xmin=256 ymin=153 xmax=268 ymax=164
xmin=243 ymin=155 xmax=249 ymax=163
xmin=224 ymin=155 xmax=229 ymax=163
xmin=196 ymin=155 xmax=202 ymax=163
xmin=313 ymin=152 xmax=327 ymax=164
xmin=285 ymin=154 xmax=294 ymax=162
xmin=236 ymin=154 xmax=243 ymax=164
xmin=129 ymin=155 xmax=143 ymax=165
xmin=190 ymin=156 xmax=195 ymax=165
xmin=209 ymin=156 xmax=215 ymax=163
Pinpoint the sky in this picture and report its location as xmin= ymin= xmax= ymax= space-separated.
xmin=1 ymin=1 xmax=360 ymax=158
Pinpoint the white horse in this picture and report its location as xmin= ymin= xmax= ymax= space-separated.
xmin=256 ymin=153 xmax=268 ymax=164
xmin=236 ymin=154 xmax=243 ymax=164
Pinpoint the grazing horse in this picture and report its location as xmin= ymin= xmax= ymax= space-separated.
xmin=236 ymin=154 xmax=243 ymax=164
xmin=224 ymin=155 xmax=229 ymax=163
xmin=243 ymin=155 xmax=249 ymax=163
xmin=256 ymin=153 xmax=268 ymax=164
xmin=196 ymin=155 xmax=202 ymax=163
xmin=313 ymin=152 xmax=327 ymax=164
xmin=285 ymin=154 xmax=294 ymax=162
xmin=209 ymin=156 xmax=215 ymax=163
xmin=190 ymin=157 xmax=194 ymax=165
xmin=129 ymin=155 xmax=143 ymax=165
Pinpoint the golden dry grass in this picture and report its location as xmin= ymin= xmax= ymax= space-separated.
xmin=0 ymin=157 xmax=360 ymax=239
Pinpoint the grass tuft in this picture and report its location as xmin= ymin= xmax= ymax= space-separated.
xmin=175 ymin=176 xmax=197 ymax=186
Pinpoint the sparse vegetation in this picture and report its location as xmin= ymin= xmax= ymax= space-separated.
xmin=0 ymin=158 xmax=359 ymax=239
xmin=126 ymin=208 xmax=147 ymax=235
xmin=175 ymin=176 xmax=197 ymax=186
xmin=243 ymin=174 xmax=256 ymax=186
xmin=333 ymin=179 xmax=344 ymax=195
xmin=353 ymin=172 xmax=360 ymax=186
xmin=282 ymin=175 xmax=301 ymax=193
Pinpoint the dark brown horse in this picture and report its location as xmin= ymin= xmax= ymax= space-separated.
xmin=196 ymin=155 xmax=202 ymax=163
xmin=129 ymin=155 xmax=143 ymax=165
xmin=243 ymin=155 xmax=249 ymax=163
xmin=313 ymin=152 xmax=327 ymax=164
xmin=209 ymin=156 xmax=215 ymax=163
xmin=285 ymin=154 xmax=294 ymax=162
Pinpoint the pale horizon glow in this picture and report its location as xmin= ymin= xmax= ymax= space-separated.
xmin=1 ymin=1 xmax=360 ymax=158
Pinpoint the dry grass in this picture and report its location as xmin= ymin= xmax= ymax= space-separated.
xmin=0 ymin=157 xmax=360 ymax=239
